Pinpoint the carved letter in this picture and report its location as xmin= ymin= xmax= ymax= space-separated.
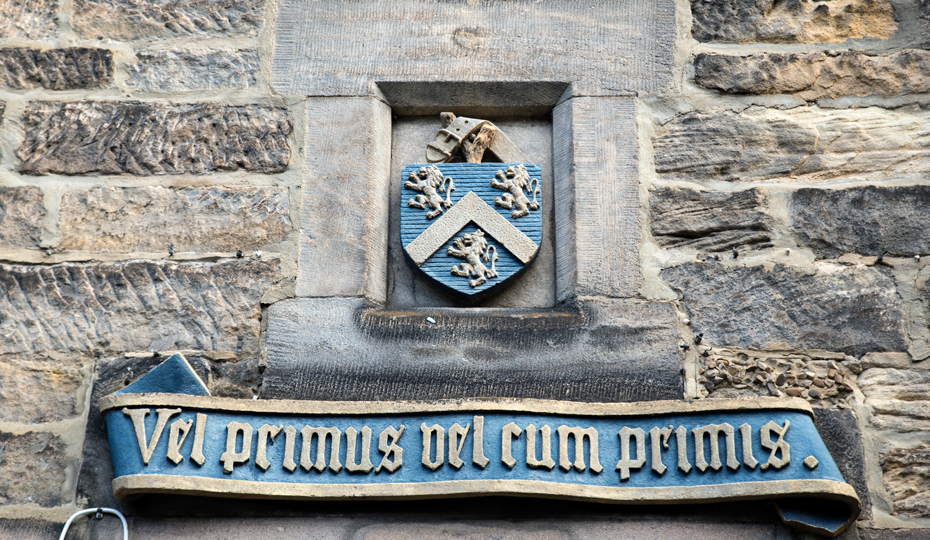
xmin=556 ymin=426 xmax=603 ymax=473
xmin=345 ymin=426 xmax=375 ymax=474
xmin=283 ymin=425 xmax=298 ymax=472
xmin=448 ymin=423 xmax=470 ymax=469
xmin=420 ymin=423 xmax=445 ymax=471
xmin=166 ymin=418 xmax=193 ymax=465
xmin=760 ymin=420 xmax=790 ymax=470
xmin=472 ymin=416 xmax=490 ymax=468
xmin=616 ymin=427 xmax=646 ymax=481
xmin=122 ymin=407 xmax=181 ymax=465
xmin=739 ymin=423 xmax=759 ymax=469
xmin=676 ymin=425 xmax=691 ymax=473
xmin=526 ymin=424 xmax=555 ymax=470
xmin=255 ymin=424 xmax=282 ymax=471
xmin=220 ymin=421 xmax=253 ymax=474
xmin=650 ymin=425 xmax=673 ymax=475
xmin=692 ymin=423 xmax=739 ymax=472
xmin=300 ymin=426 xmax=342 ymax=473
xmin=501 ymin=422 xmax=522 ymax=469
xmin=190 ymin=413 xmax=207 ymax=466
xmin=376 ymin=425 xmax=405 ymax=473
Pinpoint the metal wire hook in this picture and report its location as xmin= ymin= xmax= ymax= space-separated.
xmin=59 ymin=507 xmax=128 ymax=540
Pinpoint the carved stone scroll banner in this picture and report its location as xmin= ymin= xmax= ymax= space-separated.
xmin=102 ymin=355 xmax=860 ymax=537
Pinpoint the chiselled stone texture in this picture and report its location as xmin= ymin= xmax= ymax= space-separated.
xmin=59 ymin=186 xmax=291 ymax=253
xmin=661 ymin=262 xmax=906 ymax=355
xmin=694 ymin=50 xmax=930 ymax=101
xmin=18 ymin=101 xmax=291 ymax=176
xmin=690 ymin=0 xmax=896 ymax=44
xmin=653 ymin=107 xmax=930 ymax=184
xmin=0 ymin=432 xmax=69 ymax=506
xmin=0 ymin=186 xmax=44 ymax=248
xmin=72 ymin=0 xmax=263 ymax=41
xmin=859 ymin=368 xmax=930 ymax=434
xmin=0 ymin=260 xmax=279 ymax=359
xmin=0 ymin=48 xmax=112 ymax=90
xmin=127 ymin=50 xmax=259 ymax=92
xmin=263 ymin=297 xmax=683 ymax=402
xmin=791 ymin=186 xmax=930 ymax=259
xmin=860 ymin=530 xmax=930 ymax=540
xmin=649 ymin=188 xmax=772 ymax=252
xmin=0 ymin=357 xmax=84 ymax=424
xmin=0 ymin=0 xmax=57 ymax=39
xmin=880 ymin=443 xmax=930 ymax=518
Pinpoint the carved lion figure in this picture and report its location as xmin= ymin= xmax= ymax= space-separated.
xmin=406 ymin=165 xmax=454 ymax=219
xmin=490 ymin=164 xmax=540 ymax=219
xmin=447 ymin=229 xmax=498 ymax=288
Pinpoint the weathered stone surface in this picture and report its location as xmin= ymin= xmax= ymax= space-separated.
xmin=654 ymin=107 xmax=930 ymax=184
xmin=0 ymin=0 xmax=57 ymax=39
xmin=0 ymin=260 xmax=279 ymax=359
xmin=0 ymin=186 xmax=44 ymax=248
xmin=813 ymin=408 xmax=872 ymax=520
xmin=920 ymin=0 xmax=930 ymax=23
xmin=0 ymin=357 xmax=85 ymax=424
xmin=859 ymin=368 xmax=930 ymax=434
xmin=791 ymin=185 xmax=930 ymax=258
xmin=881 ymin=443 xmax=930 ymax=518
xmin=695 ymin=50 xmax=930 ymax=101
xmin=0 ymin=519 xmax=61 ymax=539
xmin=128 ymin=50 xmax=259 ymax=92
xmin=661 ymin=262 xmax=906 ymax=355
xmin=271 ymin=0 xmax=675 ymax=96
xmin=650 ymin=188 xmax=772 ymax=252
xmin=263 ymin=297 xmax=682 ymax=402
xmin=59 ymin=186 xmax=291 ymax=253
xmin=0 ymin=431 xmax=69 ymax=506
xmin=860 ymin=529 xmax=930 ymax=540
xmin=18 ymin=101 xmax=291 ymax=176
xmin=0 ymin=48 xmax=112 ymax=90
xmin=690 ymin=0 xmax=896 ymax=43
xmin=72 ymin=0 xmax=263 ymax=41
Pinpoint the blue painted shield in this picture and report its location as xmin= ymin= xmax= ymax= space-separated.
xmin=401 ymin=163 xmax=543 ymax=302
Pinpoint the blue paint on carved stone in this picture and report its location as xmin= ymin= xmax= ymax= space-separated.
xmin=116 ymin=353 xmax=210 ymax=396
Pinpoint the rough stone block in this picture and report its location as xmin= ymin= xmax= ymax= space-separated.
xmin=0 ymin=0 xmax=57 ymax=39
xmin=72 ymin=0 xmax=263 ymax=41
xmin=0 ymin=186 xmax=44 ymax=248
xmin=880 ymin=443 xmax=930 ymax=518
xmin=650 ymin=187 xmax=772 ymax=252
xmin=271 ymin=0 xmax=675 ymax=96
xmin=262 ymin=297 xmax=682 ymax=402
xmin=0 ymin=260 xmax=279 ymax=359
xmin=813 ymin=409 xmax=871 ymax=520
xmin=690 ymin=0 xmax=896 ymax=43
xmin=695 ymin=50 xmax=930 ymax=101
xmin=661 ymin=262 xmax=906 ymax=355
xmin=0 ymin=357 xmax=85 ymax=424
xmin=791 ymin=185 xmax=930 ymax=258
xmin=0 ymin=47 xmax=112 ymax=90
xmin=59 ymin=186 xmax=291 ymax=253
xmin=860 ymin=528 xmax=930 ymax=540
xmin=859 ymin=368 xmax=930 ymax=434
xmin=127 ymin=50 xmax=259 ymax=92
xmin=18 ymin=101 xmax=291 ymax=176
xmin=0 ymin=431 xmax=70 ymax=506
xmin=653 ymin=107 xmax=930 ymax=184
xmin=298 ymin=97 xmax=391 ymax=301
xmin=0 ymin=519 xmax=60 ymax=539
xmin=553 ymin=97 xmax=641 ymax=300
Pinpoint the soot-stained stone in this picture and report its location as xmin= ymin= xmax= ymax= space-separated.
xmin=649 ymin=187 xmax=772 ymax=252
xmin=0 ymin=47 xmax=112 ymax=90
xmin=791 ymin=185 xmax=930 ymax=259
xmin=881 ymin=443 xmax=930 ymax=518
xmin=0 ymin=431 xmax=69 ymax=506
xmin=813 ymin=408 xmax=871 ymax=520
xmin=72 ymin=0 xmax=263 ymax=41
xmin=18 ymin=101 xmax=291 ymax=176
xmin=0 ymin=186 xmax=44 ymax=248
xmin=661 ymin=262 xmax=906 ymax=356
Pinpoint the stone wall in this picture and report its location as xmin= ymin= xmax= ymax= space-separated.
xmin=0 ymin=0 xmax=927 ymax=539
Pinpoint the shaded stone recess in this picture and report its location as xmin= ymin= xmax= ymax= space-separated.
xmin=653 ymin=106 xmax=930 ymax=184
xmin=881 ymin=443 xmax=930 ymax=518
xmin=0 ymin=431 xmax=69 ymax=506
xmin=18 ymin=101 xmax=291 ymax=176
xmin=263 ymin=297 xmax=683 ymax=402
xmin=59 ymin=186 xmax=291 ymax=253
xmin=859 ymin=368 xmax=930 ymax=434
xmin=813 ymin=409 xmax=872 ymax=520
xmin=0 ymin=356 xmax=85 ymax=424
xmin=72 ymin=0 xmax=264 ymax=41
xmin=694 ymin=50 xmax=930 ymax=101
xmin=0 ymin=186 xmax=45 ymax=248
xmin=649 ymin=187 xmax=772 ymax=252
xmin=127 ymin=50 xmax=259 ymax=92
xmin=0 ymin=0 xmax=57 ymax=39
xmin=661 ymin=262 xmax=906 ymax=355
xmin=790 ymin=185 xmax=930 ymax=259
xmin=689 ymin=0 xmax=897 ymax=43
xmin=0 ymin=259 xmax=279 ymax=359
xmin=0 ymin=48 xmax=113 ymax=90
